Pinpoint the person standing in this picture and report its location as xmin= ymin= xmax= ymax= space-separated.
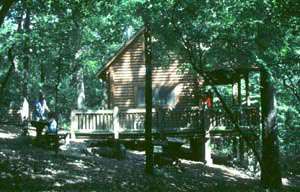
xmin=33 ymin=92 xmax=50 ymax=121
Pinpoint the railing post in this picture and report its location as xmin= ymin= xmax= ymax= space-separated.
xmin=113 ymin=106 xmax=120 ymax=139
xmin=70 ymin=110 xmax=78 ymax=140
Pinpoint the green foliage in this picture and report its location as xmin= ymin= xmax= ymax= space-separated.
xmin=0 ymin=0 xmax=143 ymax=124
xmin=0 ymin=1 xmax=299 ymax=177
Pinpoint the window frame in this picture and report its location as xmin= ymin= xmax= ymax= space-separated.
xmin=135 ymin=85 xmax=178 ymax=108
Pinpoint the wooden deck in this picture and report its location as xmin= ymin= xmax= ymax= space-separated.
xmin=70 ymin=106 xmax=260 ymax=140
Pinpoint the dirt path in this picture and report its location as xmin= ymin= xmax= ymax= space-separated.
xmin=0 ymin=125 xmax=298 ymax=191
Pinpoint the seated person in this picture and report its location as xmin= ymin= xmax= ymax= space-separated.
xmin=46 ymin=112 xmax=58 ymax=134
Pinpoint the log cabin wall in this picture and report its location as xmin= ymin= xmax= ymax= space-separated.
xmin=105 ymin=32 xmax=199 ymax=111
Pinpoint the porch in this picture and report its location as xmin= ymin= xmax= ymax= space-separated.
xmin=70 ymin=105 xmax=260 ymax=140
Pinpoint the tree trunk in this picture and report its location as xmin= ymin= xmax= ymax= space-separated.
xmin=144 ymin=23 xmax=153 ymax=174
xmin=71 ymin=7 xmax=85 ymax=110
xmin=0 ymin=48 xmax=16 ymax=102
xmin=260 ymin=68 xmax=282 ymax=189
xmin=40 ymin=61 xmax=45 ymax=86
xmin=22 ymin=5 xmax=30 ymax=98
xmin=0 ymin=0 xmax=15 ymax=27
xmin=77 ymin=70 xmax=85 ymax=109
xmin=54 ymin=58 xmax=62 ymax=111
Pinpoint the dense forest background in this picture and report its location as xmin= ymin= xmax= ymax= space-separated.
xmin=0 ymin=0 xmax=299 ymax=189
xmin=0 ymin=1 xmax=144 ymax=121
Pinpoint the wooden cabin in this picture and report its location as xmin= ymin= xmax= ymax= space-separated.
xmin=70 ymin=28 xmax=260 ymax=136
xmin=96 ymin=28 xmax=198 ymax=111
xmin=70 ymin=28 xmax=260 ymax=163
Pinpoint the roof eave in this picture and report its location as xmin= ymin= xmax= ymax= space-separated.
xmin=96 ymin=27 xmax=145 ymax=79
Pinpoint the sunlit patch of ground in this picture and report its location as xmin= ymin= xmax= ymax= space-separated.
xmin=0 ymin=125 xmax=299 ymax=191
xmin=0 ymin=126 xmax=19 ymax=139
xmin=0 ymin=131 xmax=17 ymax=139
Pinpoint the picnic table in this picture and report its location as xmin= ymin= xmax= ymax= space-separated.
xmin=30 ymin=120 xmax=70 ymax=153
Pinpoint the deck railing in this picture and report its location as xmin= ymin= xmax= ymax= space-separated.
xmin=70 ymin=105 xmax=260 ymax=138
xmin=71 ymin=110 xmax=114 ymax=133
xmin=70 ymin=107 xmax=201 ymax=135
xmin=208 ymin=106 xmax=260 ymax=130
xmin=119 ymin=109 xmax=149 ymax=131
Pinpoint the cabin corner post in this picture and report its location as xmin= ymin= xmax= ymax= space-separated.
xmin=113 ymin=106 xmax=120 ymax=140
xmin=70 ymin=110 xmax=78 ymax=140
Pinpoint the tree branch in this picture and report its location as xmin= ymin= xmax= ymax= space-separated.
xmin=164 ymin=2 xmax=262 ymax=165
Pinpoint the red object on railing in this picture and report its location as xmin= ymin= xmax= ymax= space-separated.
xmin=202 ymin=96 xmax=213 ymax=108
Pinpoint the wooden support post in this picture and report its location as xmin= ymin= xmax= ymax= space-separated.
xmin=190 ymin=137 xmax=202 ymax=161
xmin=113 ymin=106 xmax=120 ymax=140
xmin=190 ymin=109 xmax=210 ymax=163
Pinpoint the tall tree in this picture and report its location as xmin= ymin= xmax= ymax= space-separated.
xmin=0 ymin=48 xmax=16 ymax=101
xmin=137 ymin=1 xmax=154 ymax=174
xmin=260 ymin=68 xmax=282 ymax=188
xmin=145 ymin=0 xmax=296 ymax=189
xmin=144 ymin=23 xmax=153 ymax=174
xmin=22 ymin=1 xmax=31 ymax=98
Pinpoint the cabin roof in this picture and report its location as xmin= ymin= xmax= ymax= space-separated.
xmin=96 ymin=27 xmax=259 ymax=82
xmin=96 ymin=28 xmax=145 ymax=79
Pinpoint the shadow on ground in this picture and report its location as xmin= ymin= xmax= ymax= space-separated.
xmin=0 ymin=125 xmax=299 ymax=191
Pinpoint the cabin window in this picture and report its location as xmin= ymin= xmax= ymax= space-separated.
xmin=153 ymin=87 xmax=176 ymax=106
xmin=136 ymin=86 xmax=145 ymax=107
xmin=136 ymin=86 xmax=177 ymax=107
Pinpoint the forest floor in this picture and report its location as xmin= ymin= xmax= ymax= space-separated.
xmin=0 ymin=125 xmax=299 ymax=192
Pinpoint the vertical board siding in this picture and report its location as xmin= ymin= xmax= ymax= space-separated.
xmin=109 ymin=33 xmax=197 ymax=111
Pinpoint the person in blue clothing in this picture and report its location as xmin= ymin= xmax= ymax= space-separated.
xmin=46 ymin=112 xmax=57 ymax=134
xmin=33 ymin=92 xmax=50 ymax=121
